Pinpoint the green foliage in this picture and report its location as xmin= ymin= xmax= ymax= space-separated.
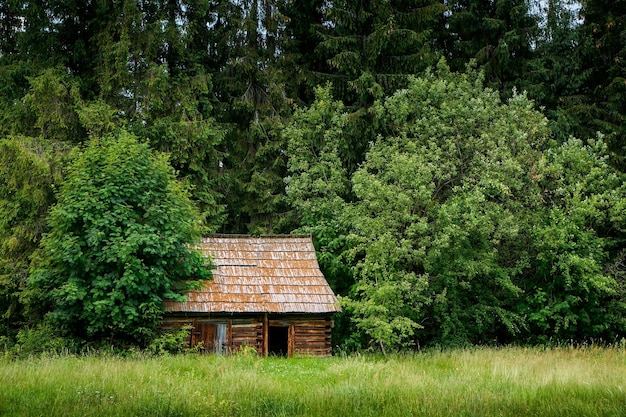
xmin=145 ymin=326 xmax=192 ymax=356
xmin=0 ymin=1 xmax=20 ymax=56
xmin=318 ymin=0 xmax=444 ymax=100
xmin=210 ymin=0 xmax=305 ymax=234
xmin=521 ymin=136 xmax=626 ymax=341
xmin=2 ymin=0 xmax=626 ymax=351
xmin=576 ymin=0 xmax=626 ymax=169
xmin=28 ymin=131 xmax=211 ymax=346
xmin=93 ymin=1 xmax=226 ymax=227
xmin=0 ymin=137 xmax=66 ymax=339
xmin=341 ymin=61 xmax=547 ymax=350
xmin=22 ymin=68 xmax=85 ymax=142
xmin=442 ymin=0 xmax=538 ymax=95
xmin=284 ymin=85 xmax=354 ymax=293
xmin=302 ymin=0 xmax=447 ymax=181
xmin=522 ymin=1 xmax=592 ymax=146
xmin=524 ymin=0 xmax=626 ymax=170
xmin=10 ymin=321 xmax=79 ymax=358
xmin=288 ymin=59 xmax=626 ymax=351
xmin=285 ymin=86 xmax=350 ymax=227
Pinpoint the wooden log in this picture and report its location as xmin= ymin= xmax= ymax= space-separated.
xmin=288 ymin=324 xmax=295 ymax=357
xmin=294 ymin=343 xmax=329 ymax=349
xmin=263 ymin=314 xmax=269 ymax=356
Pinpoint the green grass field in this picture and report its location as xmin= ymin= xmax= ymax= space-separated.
xmin=1 ymin=346 xmax=625 ymax=417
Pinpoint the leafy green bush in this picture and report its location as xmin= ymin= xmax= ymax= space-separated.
xmin=286 ymin=60 xmax=626 ymax=351
xmin=11 ymin=322 xmax=79 ymax=358
xmin=28 ymin=131 xmax=211 ymax=347
xmin=146 ymin=327 xmax=192 ymax=355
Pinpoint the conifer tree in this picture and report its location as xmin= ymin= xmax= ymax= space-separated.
xmin=442 ymin=0 xmax=538 ymax=94
xmin=522 ymin=1 xmax=589 ymax=141
xmin=0 ymin=137 xmax=65 ymax=339
xmin=0 ymin=1 xmax=20 ymax=57
xmin=211 ymin=0 xmax=307 ymax=233
xmin=313 ymin=0 xmax=445 ymax=174
xmin=527 ymin=0 xmax=626 ymax=170
xmin=577 ymin=0 xmax=626 ymax=169
xmin=318 ymin=0 xmax=444 ymax=101
xmin=91 ymin=0 xmax=226 ymax=226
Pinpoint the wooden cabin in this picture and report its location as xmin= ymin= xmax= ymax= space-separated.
xmin=163 ymin=235 xmax=340 ymax=357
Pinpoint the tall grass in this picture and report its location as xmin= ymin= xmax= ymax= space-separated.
xmin=1 ymin=346 xmax=625 ymax=416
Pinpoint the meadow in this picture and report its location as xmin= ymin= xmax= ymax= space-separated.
xmin=1 ymin=346 xmax=625 ymax=417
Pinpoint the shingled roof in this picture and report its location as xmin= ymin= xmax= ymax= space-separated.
xmin=164 ymin=235 xmax=340 ymax=314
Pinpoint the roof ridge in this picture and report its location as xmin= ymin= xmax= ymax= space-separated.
xmin=204 ymin=233 xmax=312 ymax=239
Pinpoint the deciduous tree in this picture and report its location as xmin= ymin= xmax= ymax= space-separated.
xmin=342 ymin=61 xmax=547 ymax=349
xmin=287 ymin=60 xmax=626 ymax=350
xmin=28 ymin=131 xmax=211 ymax=346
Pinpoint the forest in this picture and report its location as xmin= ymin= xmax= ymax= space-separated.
xmin=0 ymin=0 xmax=625 ymax=353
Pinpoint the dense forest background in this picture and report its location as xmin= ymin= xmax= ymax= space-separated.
xmin=0 ymin=0 xmax=625 ymax=352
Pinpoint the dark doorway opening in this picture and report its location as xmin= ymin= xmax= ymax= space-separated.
xmin=268 ymin=326 xmax=289 ymax=356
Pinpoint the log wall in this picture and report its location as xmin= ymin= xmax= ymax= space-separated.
xmin=163 ymin=314 xmax=333 ymax=357
xmin=231 ymin=318 xmax=263 ymax=353
xmin=293 ymin=319 xmax=333 ymax=356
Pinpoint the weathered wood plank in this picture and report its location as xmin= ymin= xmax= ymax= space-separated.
xmin=294 ymin=328 xmax=328 ymax=334
xmin=295 ymin=343 xmax=329 ymax=349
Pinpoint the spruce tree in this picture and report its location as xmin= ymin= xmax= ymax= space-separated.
xmin=313 ymin=0 xmax=445 ymax=174
xmin=578 ymin=0 xmax=626 ymax=169
xmin=442 ymin=0 xmax=538 ymax=94
xmin=318 ymin=0 xmax=444 ymax=102
xmin=0 ymin=137 xmax=65 ymax=339
xmin=521 ymin=1 xmax=590 ymax=142
xmin=211 ymin=0 xmax=307 ymax=233
xmin=93 ymin=1 xmax=226 ymax=227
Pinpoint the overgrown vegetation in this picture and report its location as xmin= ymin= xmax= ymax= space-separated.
xmin=26 ymin=132 xmax=211 ymax=347
xmin=286 ymin=62 xmax=626 ymax=350
xmin=1 ymin=1 xmax=625 ymax=351
xmin=1 ymin=347 xmax=625 ymax=417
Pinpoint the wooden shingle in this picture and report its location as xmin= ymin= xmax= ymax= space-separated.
xmin=164 ymin=235 xmax=340 ymax=314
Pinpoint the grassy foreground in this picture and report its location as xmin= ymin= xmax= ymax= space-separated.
xmin=1 ymin=346 xmax=625 ymax=417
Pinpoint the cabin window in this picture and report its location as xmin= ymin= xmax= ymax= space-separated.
xmin=215 ymin=322 xmax=227 ymax=354
xmin=268 ymin=326 xmax=289 ymax=356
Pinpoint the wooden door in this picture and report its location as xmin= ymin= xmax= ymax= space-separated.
xmin=190 ymin=322 xmax=216 ymax=352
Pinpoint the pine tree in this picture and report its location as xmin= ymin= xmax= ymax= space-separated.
xmin=211 ymin=0 xmax=307 ymax=233
xmin=442 ymin=0 xmax=538 ymax=94
xmin=311 ymin=0 xmax=445 ymax=175
xmin=578 ymin=0 xmax=626 ymax=169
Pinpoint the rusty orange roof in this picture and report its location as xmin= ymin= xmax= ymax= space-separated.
xmin=164 ymin=235 xmax=341 ymax=314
